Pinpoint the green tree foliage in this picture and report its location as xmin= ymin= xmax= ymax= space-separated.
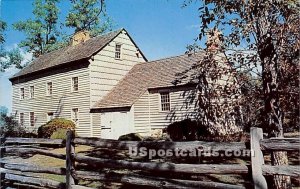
xmin=66 ymin=0 xmax=112 ymax=37
xmin=0 ymin=20 xmax=6 ymax=44
xmin=0 ymin=20 xmax=25 ymax=72
xmin=0 ymin=107 xmax=27 ymax=137
xmin=0 ymin=20 xmax=7 ymax=72
xmin=13 ymin=0 xmax=63 ymax=58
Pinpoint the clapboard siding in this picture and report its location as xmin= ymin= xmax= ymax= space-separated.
xmin=88 ymin=30 xmax=146 ymax=137
xmin=132 ymin=88 xmax=197 ymax=135
xmin=12 ymin=67 xmax=92 ymax=136
xmin=133 ymin=91 xmax=151 ymax=136
xmin=11 ymin=30 xmax=147 ymax=137
xmin=89 ymin=30 xmax=146 ymax=105
xmin=149 ymin=89 xmax=197 ymax=130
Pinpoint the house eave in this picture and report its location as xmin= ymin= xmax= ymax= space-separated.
xmin=9 ymin=58 xmax=90 ymax=84
xmin=90 ymin=106 xmax=131 ymax=113
xmin=147 ymin=83 xmax=197 ymax=92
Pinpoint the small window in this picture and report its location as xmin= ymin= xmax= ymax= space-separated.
xmin=72 ymin=108 xmax=79 ymax=125
xmin=30 ymin=86 xmax=34 ymax=98
xmin=47 ymin=112 xmax=54 ymax=122
xmin=29 ymin=112 xmax=35 ymax=127
xmin=19 ymin=113 xmax=24 ymax=126
xmin=47 ymin=82 xmax=52 ymax=95
xmin=160 ymin=92 xmax=170 ymax=111
xmin=115 ymin=44 xmax=122 ymax=59
xmin=20 ymin=88 xmax=25 ymax=100
xmin=72 ymin=77 xmax=78 ymax=92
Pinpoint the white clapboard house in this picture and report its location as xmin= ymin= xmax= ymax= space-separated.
xmin=10 ymin=28 xmax=231 ymax=139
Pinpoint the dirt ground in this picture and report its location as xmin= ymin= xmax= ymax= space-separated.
xmin=2 ymin=132 xmax=299 ymax=189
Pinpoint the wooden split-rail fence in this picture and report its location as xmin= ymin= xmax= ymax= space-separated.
xmin=0 ymin=127 xmax=299 ymax=189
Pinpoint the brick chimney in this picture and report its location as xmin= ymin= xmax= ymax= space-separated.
xmin=206 ymin=29 xmax=222 ymax=51
xmin=71 ymin=30 xmax=90 ymax=46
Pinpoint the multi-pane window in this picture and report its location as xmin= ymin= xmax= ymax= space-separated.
xmin=20 ymin=88 xmax=25 ymax=100
xmin=30 ymin=112 xmax=35 ymax=127
xmin=30 ymin=86 xmax=34 ymax=98
xmin=47 ymin=112 xmax=54 ymax=122
xmin=72 ymin=108 xmax=79 ymax=125
xmin=47 ymin=82 xmax=52 ymax=95
xmin=72 ymin=77 xmax=78 ymax=91
xmin=115 ymin=44 xmax=122 ymax=59
xmin=160 ymin=92 xmax=170 ymax=111
xmin=19 ymin=113 xmax=24 ymax=126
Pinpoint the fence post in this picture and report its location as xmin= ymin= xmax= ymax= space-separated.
xmin=0 ymin=137 xmax=5 ymax=187
xmin=250 ymin=127 xmax=268 ymax=189
xmin=66 ymin=130 xmax=75 ymax=189
xmin=0 ymin=137 xmax=4 ymax=158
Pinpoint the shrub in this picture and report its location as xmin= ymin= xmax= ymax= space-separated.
xmin=50 ymin=128 xmax=68 ymax=140
xmin=0 ymin=113 xmax=28 ymax=137
xmin=118 ymin=133 xmax=143 ymax=141
xmin=166 ymin=119 xmax=200 ymax=141
xmin=38 ymin=118 xmax=76 ymax=138
xmin=50 ymin=128 xmax=78 ymax=140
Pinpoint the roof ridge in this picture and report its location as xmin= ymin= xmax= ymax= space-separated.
xmin=136 ymin=51 xmax=204 ymax=66
xmin=10 ymin=29 xmax=125 ymax=81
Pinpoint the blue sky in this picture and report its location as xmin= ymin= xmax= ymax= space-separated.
xmin=0 ymin=0 xmax=202 ymax=112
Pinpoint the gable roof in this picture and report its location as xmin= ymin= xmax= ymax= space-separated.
xmin=91 ymin=52 xmax=205 ymax=111
xmin=10 ymin=28 xmax=147 ymax=81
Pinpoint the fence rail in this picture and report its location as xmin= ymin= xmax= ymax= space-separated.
xmin=0 ymin=127 xmax=299 ymax=189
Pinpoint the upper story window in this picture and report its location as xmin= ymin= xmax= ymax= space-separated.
xmin=160 ymin=92 xmax=170 ymax=111
xmin=30 ymin=86 xmax=34 ymax=99
xmin=19 ymin=113 xmax=24 ymax=126
xmin=20 ymin=88 xmax=25 ymax=100
xmin=72 ymin=77 xmax=79 ymax=92
xmin=115 ymin=44 xmax=122 ymax=59
xmin=29 ymin=112 xmax=35 ymax=127
xmin=72 ymin=108 xmax=79 ymax=125
xmin=47 ymin=82 xmax=52 ymax=95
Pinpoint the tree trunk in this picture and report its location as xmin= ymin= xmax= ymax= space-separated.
xmin=260 ymin=33 xmax=291 ymax=189
xmin=271 ymin=151 xmax=291 ymax=189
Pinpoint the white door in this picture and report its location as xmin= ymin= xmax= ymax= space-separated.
xmin=100 ymin=113 xmax=113 ymax=139
xmin=100 ymin=112 xmax=133 ymax=139
xmin=112 ymin=112 xmax=131 ymax=139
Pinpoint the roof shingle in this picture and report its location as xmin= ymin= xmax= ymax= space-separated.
xmin=10 ymin=29 xmax=123 ymax=80
xmin=92 ymin=52 xmax=205 ymax=110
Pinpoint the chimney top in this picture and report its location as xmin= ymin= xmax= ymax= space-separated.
xmin=206 ymin=29 xmax=222 ymax=51
xmin=71 ymin=30 xmax=90 ymax=46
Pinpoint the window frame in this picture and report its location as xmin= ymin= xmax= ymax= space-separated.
xmin=19 ymin=112 xmax=24 ymax=126
xmin=160 ymin=92 xmax=171 ymax=112
xmin=71 ymin=108 xmax=79 ymax=125
xmin=46 ymin=82 xmax=53 ymax=96
xmin=71 ymin=77 xmax=79 ymax=92
xmin=20 ymin=87 xmax=25 ymax=100
xmin=29 ymin=112 xmax=35 ymax=127
xmin=29 ymin=85 xmax=34 ymax=99
xmin=115 ymin=43 xmax=122 ymax=59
